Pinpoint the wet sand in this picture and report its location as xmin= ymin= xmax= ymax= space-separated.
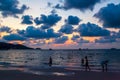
xmin=0 ymin=67 xmax=120 ymax=80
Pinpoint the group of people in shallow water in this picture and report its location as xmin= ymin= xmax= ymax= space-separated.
xmin=49 ymin=56 xmax=109 ymax=72
xmin=81 ymin=56 xmax=109 ymax=72
xmin=101 ymin=60 xmax=109 ymax=72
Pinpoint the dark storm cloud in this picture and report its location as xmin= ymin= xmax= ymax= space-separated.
xmin=77 ymin=22 xmax=110 ymax=36
xmin=71 ymin=35 xmax=80 ymax=41
xmin=95 ymin=31 xmax=120 ymax=43
xmin=71 ymin=35 xmax=89 ymax=43
xmin=0 ymin=0 xmax=29 ymax=18
xmin=77 ymin=38 xmax=89 ymax=43
xmin=50 ymin=9 xmax=57 ymax=14
xmin=34 ymin=17 xmax=41 ymax=25
xmin=3 ymin=34 xmax=26 ymax=41
xmin=65 ymin=15 xmax=81 ymax=25
xmin=54 ymin=36 xmax=68 ymax=44
xmin=0 ymin=26 xmax=11 ymax=33
xmin=95 ymin=37 xmax=116 ymax=43
xmin=63 ymin=0 xmax=101 ymax=11
xmin=59 ymin=24 xmax=74 ymax=34
xmin=21 ymin=15 xmax=33 ymax=25
xmin=18 ymin=26 xmax=62 ymax=39
xmin=34 ymin=14 xmax=62 ymax=26
xmin=94 ymin=3 xmax=120 ymax=28
xmin=17 ymin=29 xmax=25 ymax=35
xmin=54 ymin=4 xmax=63 ymax=9
xmin=40 ymin=25 xmax=51 ymax=29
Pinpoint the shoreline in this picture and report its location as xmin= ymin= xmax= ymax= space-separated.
xmin=0 ymin=67 xmax=120 ymax=80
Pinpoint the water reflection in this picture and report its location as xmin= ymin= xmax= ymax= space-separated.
xmin=23 ymin=69 xmax=75 ymax=76
xmin=0 ymin=50 xmax=120 ymax=72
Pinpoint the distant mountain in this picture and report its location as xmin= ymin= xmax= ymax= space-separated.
xmin=0 ymin=42 xmax=33 ymax=50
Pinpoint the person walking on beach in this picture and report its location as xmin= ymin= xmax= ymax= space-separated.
xmin=81 ymin=58 xmax=84 ymax=70
xmin=101 ymin=60 xmax=109 ymax=72
xmin=49 ymin=56 xmax=52 ymax=67
xmin=85 ymin=56 xmax=90 ymax=71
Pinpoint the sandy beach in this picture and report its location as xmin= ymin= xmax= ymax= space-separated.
xmin=0 ymin=67 xmax=120 ymax=80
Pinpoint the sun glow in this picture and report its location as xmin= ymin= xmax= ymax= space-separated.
xmin=9 ymin=41 xmax=24 ymax=45
xmin=0 ymin=32 xmax=9 ymax=37
xmin=83 ymin=37 xmax=100 ymax=42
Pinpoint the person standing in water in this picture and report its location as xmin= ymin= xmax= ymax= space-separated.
xmin=85 ymin=56 xmax=90 ymax=71
xmin=49 ymin=56 xmax=52 ymax=67
xmin=101 ymin=60 xmax=109 ymax=72
xmin=81 ymin=58 xmax=84 ymax=70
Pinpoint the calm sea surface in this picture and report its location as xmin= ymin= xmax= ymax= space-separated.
xmin=0 ymin=49 xmax=120 ymax=72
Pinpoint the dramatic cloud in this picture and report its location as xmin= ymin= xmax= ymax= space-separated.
xmin=71 ymin=35 xmax=80 ymax=41
xmin=95 ymin=34 xmax=117 ymax=43
xmin=77 ymin=22 xmax=110 ymax=36
xmin=63 ymin=0 xmax=101 ymax=11
xmin=40 ymin=25 xmax=51 ymax=29
xmin=95 ymin=31 xmax=120 ymax=43
xmin=21 ymin=15 xmax=33 ymax=24
xmin=65 ymin=15 xmax=81 ymax=25
xmin=3 ymin=34 xmax=26 ymax=41
xmin=59 ymin=24 xmax=74 ymax=34
xmin=54 ymin=4 xmax=63 ymax=9
xmin=34 ymin=13 xmax=62 ymax=26
xmin=94 ymin=3 xmax=120 ymax=28
xmin=0 ymin=26 xmax=12 ymax=33
xmin=71 ymin=35 xmax=89 ymax=43
xmin=18 ymin=26 xmax=62 ymax=39
xmin=54 ymin=36 xmax=68 ymax=44
xmin=0 ymin=39 xmax=7 ymax=43
xmin=115 ymin=31 xmax=120 ymax=38
xmin=0 ymin=0 xmax=29 ymax=18
xmin=17 ymin=29 xmax=25 ymax=35
xmin=77 ymin=38 xmax=89 ymax=43
xmin=95 ymin=37 xmax=116 ymax=43
xmin=50 ymin=9 xmax=57 ymax=14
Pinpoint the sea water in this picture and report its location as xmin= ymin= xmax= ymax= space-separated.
xmin=0 ymin=49 xmax=120 ymax=72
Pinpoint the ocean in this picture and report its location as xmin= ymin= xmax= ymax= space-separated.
xmin=0 ymin=49 xmax=120 ymax=72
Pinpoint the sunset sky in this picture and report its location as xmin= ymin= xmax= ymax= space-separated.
xmin=0 ymin=0 xmax=120 ymax=49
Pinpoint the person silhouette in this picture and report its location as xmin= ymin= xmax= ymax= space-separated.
xmin=85 ymin=56 xmax=90 ymax=71
xmin=81 ymin=58 xmax=84 ymax=70
xmin=101 ymin=60 xmax=109 ymax=72
xmin=49 ymin=56 xmax=52 ymax=67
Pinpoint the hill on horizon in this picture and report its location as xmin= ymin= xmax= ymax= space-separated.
xmin=0 ymin=42 xmax=33 ymax=50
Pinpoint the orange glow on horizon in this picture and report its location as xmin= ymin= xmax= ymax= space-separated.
xmin=9 ymin=41 xmax=24 ymax=45
xmin=83 ymin=37 xmax=100 ymax=42
xmin=53 ymin=39 xmax=77 ymax=48
xmin=65 ymin=39 xmax=76 ymax=44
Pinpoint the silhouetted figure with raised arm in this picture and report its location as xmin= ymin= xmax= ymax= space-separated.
xmin=49 ymin=56 xmax=52 ymax=67
xmin=101 ymin=60 xmax=109 ymax=72
xmin=85 ymin=56 xmax=90 ymax=71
